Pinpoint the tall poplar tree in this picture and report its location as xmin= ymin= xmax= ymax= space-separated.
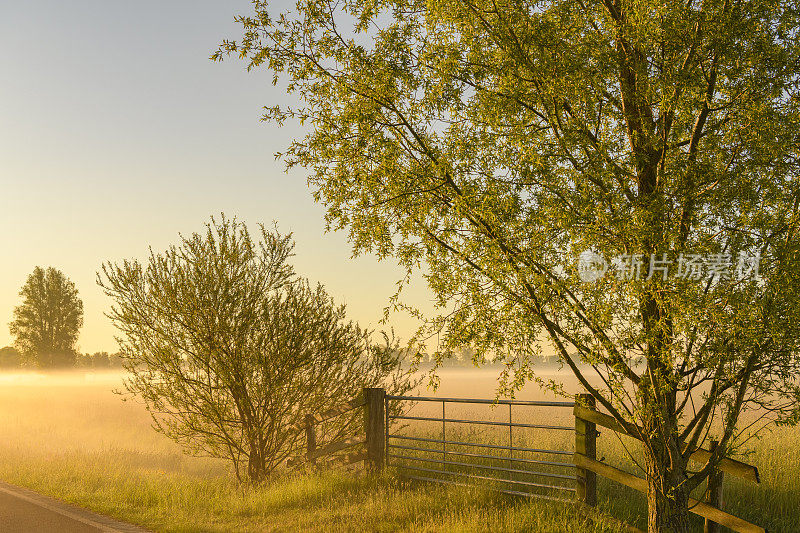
xmin=10 ymin=266 xmax=83 ymax=367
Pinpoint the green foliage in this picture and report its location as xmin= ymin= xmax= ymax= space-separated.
xmin=216 ymin=0 xmax=800 ymax=526
xmin=98 ymin=215 xmax=415 ymax=482
xmin=9 ymin=266 xmax=83 ymax=367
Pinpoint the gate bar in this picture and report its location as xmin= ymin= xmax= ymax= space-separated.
xmin=401 ymin=474 xmax=575 ymax=502
xmin=391 ymin=415 xmax=572 ymax=430
xmin=399 ymin=464 xmax=577 ymax=492
xmin=387 ymin=443 xmax=575 ymax=468
xmin=388 ymin=434 xmax=573 ymax=455
xmin=388 ymin=453 xmax=578 ymax=480
xmin=386 ymin=395 xmax=574 ymax=407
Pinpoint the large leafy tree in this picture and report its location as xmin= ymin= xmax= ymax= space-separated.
xmin=98 ymin=216 xmax=415 ymax=482
xmin=10 ymin=267 xmax=84 ymax=367
xmin=215 ymin=0 xmax=800 ymax=530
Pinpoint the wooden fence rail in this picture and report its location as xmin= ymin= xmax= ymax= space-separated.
xmin=573 ymin=405 xmax=760 ymax=483
xmin=297 ymin=389 xmax=379 ymax=469
xmin=573 ymin=398 xmax=765 ymax=533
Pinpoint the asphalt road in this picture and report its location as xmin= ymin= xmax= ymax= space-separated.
xmin=0 ymin=481 xmax=150 ymax=533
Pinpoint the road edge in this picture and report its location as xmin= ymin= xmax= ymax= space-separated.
xmin=0 ymin=480 xmax=152 ymax=533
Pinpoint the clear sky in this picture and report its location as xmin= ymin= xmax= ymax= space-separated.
xmin=0 ymin=0 xmax=429 ymax=353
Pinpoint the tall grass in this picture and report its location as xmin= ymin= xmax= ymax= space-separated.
xmin=0 ymin=370 xmax=796 ymax=532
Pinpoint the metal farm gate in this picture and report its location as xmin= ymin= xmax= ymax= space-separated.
xmin=385 ymin=395 xmax=578 ymax=502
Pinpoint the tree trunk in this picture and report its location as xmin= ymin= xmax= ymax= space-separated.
xmin=248 ymin=444 xmax=267 ymax=483
xmin=645 ymin=444 xmax=691 ymax=533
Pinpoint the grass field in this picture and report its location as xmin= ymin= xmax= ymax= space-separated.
xmin=0 ymin=370 xmax=796 ymax=532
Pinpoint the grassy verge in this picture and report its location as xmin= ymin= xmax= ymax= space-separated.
xmin=0 ymin=448 xmax=633 ymax=532
xmin=0 ymin=371 xmax=796 ymax=532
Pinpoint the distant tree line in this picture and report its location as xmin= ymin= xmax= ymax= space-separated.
xmin=416 ymin=346 xmax=562 ymax=368
xmin=76 ymin=351 xmax=125 ymax=369
xmin=0 ymin=346 xmax=124 ymax=370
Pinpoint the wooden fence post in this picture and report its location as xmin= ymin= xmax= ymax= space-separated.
xmin=364 ymin=387 xmax=386 ymax=472
xmin=704 ymin=440 xmax=724 ymax=533
xmin=576 ymin=393 xmax=597 ymax=507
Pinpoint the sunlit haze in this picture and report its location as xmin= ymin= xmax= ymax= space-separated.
xmin=0 ymin=0 xmax=428 ymax=353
